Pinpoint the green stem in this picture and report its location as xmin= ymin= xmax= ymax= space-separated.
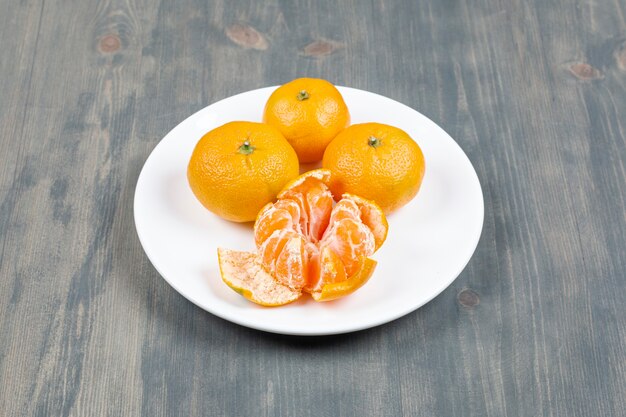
xmin=238 ymin=140 xmax=255 ymax=155
xmin=297 ymin=90 xmax=310 ymax=101
xmin=368 ymin=136 xmax=382 ymax=148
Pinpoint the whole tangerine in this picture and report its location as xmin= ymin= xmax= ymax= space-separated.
xmin=263 ymin=78 xmax=350 ymax=163
xmin=187 ymin=121 xmax=299 ymax=222
xmin=322 ymin=123 xmax=425 ymax=214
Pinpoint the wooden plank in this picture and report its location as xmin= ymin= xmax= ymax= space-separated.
xmin=0 ymin=0 xmax=157 ymax=415
xmin=0 ymin=0 xmax=45 ymax=276
xmin=0 ymin=0 xmax=47 ymax=414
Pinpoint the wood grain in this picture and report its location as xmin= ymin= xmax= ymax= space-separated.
xmin=0 ymin=0 xmax=625 ymax=416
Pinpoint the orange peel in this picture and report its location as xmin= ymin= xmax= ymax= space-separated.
xmin=218 ymin=248 xmax=301 ymax=306
xmin=311 ymin=258 xmax=377 ymax=302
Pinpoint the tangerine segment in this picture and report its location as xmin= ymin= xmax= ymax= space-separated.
xmin=327 ymin=198 xmax=360 ymax=224
xmin=218 ymin=248 xmax=301 ymax=306
xmin=321 ymin=217 xmax=374 ymax=276
xmin=303 ymin=183 xmax=333 ymax=242
xmin=258 ymin=229 xmax=308 ymax=290
xmin=277 ymin=169 xmax=331 ymax=199
xmin=340 ymin=193 xmax=388 ymax=250
xmin=254 ymin=200 xmax=302 ymax=247
xmin=259 ymin=229 xmax=292 ymax=271
xmin=274 ymin=233 xmax=308 ymax=290
xmin=311 ymin=258 xmax=377 ymax=302
xmin=306 ymin=245 xmax=347 ymax=293
xmin=277 ymin=169 xmax=333 ymax=242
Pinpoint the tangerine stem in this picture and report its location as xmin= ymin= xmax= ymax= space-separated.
xmin=368 ymin=136 xmax=382 ymax=148
xmin=296 ymin=90 xmax=310 ymax=101
xmin=238 ymin=140 xmax=255 ymax=155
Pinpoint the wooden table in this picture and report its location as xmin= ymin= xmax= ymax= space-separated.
xmin=1 ymin=1 xmax=625 ymax=416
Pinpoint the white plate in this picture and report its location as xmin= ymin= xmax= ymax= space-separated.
xmin=134 ymin=86 xmax=484 ymax=336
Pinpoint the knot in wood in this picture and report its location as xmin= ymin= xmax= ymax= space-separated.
xmin=302 ymin=40 xmax=343 ymax=57
xmin=99 ymin=34 xmax=121 ymax=53
xmin=225 ymin=24 xmax=268 ymax=50
xmin=458 ymin=289 xmax=480 ymax=308
xmin=569 ymin=63 xmax=602 ymax=81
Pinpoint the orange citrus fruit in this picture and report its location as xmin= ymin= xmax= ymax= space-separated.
xmin=218 ymin=169 xmax=388 ymax=305
xmin=253 ymin=169 xmax=387 ymax=302
xmin=322 ymin=123 xmax=425 ymax=214
xmin=187 ymin=121 xmax=299 ymax=222
xmin=263 ymin=78 xmax=350 ymax=163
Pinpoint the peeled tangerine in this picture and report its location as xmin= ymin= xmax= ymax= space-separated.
xmin=218 ymin=169 xmax=388 ymax=305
